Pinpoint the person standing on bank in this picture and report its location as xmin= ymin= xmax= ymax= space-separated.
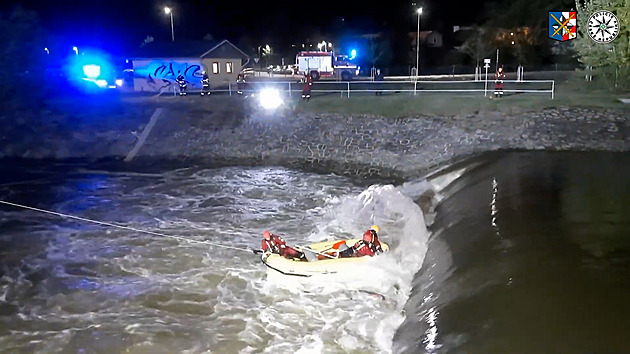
xmin=200 ymin=72 xmax=210 ymax=96
xmin=301 ymin=73 xmax=312 ymax=101
xmin=374 ymin=69 xmax=384 ymax=96
xmin=176 ymin=74 xmax=187 ymax=96
xmin=494 ymin=67 xmax=505 ymax=98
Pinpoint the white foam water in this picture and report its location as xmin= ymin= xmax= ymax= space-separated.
xmin=0 ymin=165 xmax=433 ymax=353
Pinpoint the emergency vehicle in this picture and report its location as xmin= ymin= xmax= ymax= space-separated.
xmin=296 ymin=51 xmax=359 ymax=80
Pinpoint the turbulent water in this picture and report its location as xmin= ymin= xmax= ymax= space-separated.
xmin=394 ymin=152 xmax=630 ymax=353
xmin=1 ymin=152 xmax=628 ymax=353
xmin=0 ymin=162 xmax=430 ymax=353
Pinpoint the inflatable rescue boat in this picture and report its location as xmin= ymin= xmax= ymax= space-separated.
xmin=261 ymin=239 xmax=389 ymax=277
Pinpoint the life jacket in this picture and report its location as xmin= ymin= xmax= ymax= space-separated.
xmin=352 ymin=238 xmax=383 ymax=257
xmin=262 ymin=234 xmax=286 ymax=254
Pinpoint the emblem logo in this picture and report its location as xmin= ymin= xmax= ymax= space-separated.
xmin=549 ymin=12 xmax=577 ymax=41
xmin=587 ymin=10 xmax=619 ymax=43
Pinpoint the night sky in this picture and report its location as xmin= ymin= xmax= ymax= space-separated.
xmin=8 ymin=0 xmax=488 ymax=55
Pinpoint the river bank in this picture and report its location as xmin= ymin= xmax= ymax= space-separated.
xmin=1 ymin=95 xmax=628 ymax=180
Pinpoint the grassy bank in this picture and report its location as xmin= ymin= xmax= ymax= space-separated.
xmin=292 ymin=81 xmax=628 ymax=117
xmin=25 ymin=71 xmax=628 ymax=122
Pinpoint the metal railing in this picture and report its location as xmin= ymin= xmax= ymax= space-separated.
xmin=159 ymin=79 xmax=556 ymax=99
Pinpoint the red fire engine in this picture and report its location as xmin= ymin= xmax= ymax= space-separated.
xmin=296 ymin=51 xmax=359 ymax=80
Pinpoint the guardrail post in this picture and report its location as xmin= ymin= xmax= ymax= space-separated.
xmin=347 ymin=82 xmax=350 ymax=98
xmin=551 ymin=80 xmax=555 ymax=100
xmin=414 ymin=81 xmax=417 ymax=96
xmin=288 ymin=82 xmax=292 ymax=97
xmin=229 ymin=82 xmax=232 ymax=96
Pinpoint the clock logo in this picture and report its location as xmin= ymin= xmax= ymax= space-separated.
xmin=587 ymin=10 xmax=619 ymax=43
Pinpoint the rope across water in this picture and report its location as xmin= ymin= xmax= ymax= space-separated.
xmin=0 ymin=200 xmax=257 ymax=254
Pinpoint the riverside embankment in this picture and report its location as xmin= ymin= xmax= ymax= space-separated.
xmin=1 ymin=96 xmax=628 ymax=179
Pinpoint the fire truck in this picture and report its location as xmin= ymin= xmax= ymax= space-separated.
xmin=296 ymin=51 xmax=359 ymax=81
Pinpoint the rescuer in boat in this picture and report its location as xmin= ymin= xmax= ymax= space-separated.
xmin=339 ymin=225 xmax=384 ymax=258
xmin=261 ymin=230 xmax=305 ymax=260
xmin=318 ymin=225 xmax=384 ymax=259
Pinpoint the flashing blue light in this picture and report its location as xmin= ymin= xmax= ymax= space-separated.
xmin=83 ymin=64 xmax=101 ymax=79
xmin=350 ymin=49 xmax=357 ymax=59
xmin=65 ymin=48 xmax=117 ymax=93
xmin=82 ymin=78 xmax=109 ymax=88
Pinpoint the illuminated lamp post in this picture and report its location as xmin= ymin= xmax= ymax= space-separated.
xmin=415 ymin=7 xmax=423 ymax=78
xmin=164 ymin=7 xmax=174 ymax=42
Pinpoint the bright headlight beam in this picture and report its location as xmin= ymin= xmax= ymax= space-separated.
xmin=259 ymin=88 xmax=283 ymax=110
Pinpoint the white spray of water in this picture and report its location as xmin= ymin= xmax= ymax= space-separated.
xmin=259 ymin=182 xmax=433 ymax=353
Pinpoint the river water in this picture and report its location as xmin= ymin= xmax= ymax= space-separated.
xmin=0 ymin=160 xmax=430 ymax=353
xmin=0 ymin=151 xmax=628 ymax=353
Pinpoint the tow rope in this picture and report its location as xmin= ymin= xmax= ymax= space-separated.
xmin=0 ymin=200 xmax=258 ymax=254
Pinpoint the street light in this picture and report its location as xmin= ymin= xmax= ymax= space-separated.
xmin=73 ymin=46 xmax=78 ymax=56
xmin=416 ymin=7 xmax=423 ymax=78
xmin=164 ymin=7 xmax=174 ymax=42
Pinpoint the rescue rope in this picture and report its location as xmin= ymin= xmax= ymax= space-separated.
xmin=0 ymin=200 xmax=257 ymax=254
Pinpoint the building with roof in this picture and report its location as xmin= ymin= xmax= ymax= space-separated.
xmin=129 ymin=39 xmax=250 ymax=93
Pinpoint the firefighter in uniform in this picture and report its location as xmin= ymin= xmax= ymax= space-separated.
xmin=200 ymin=72 xmax=210 ymax=96
xmin=236 ymin=73 xmax=245 ymax=95
xmin=261 ymin=230 xmax=305 ymax=260
xmin=176 ymin=74 xmax=187 ymax=96
xmin=301 ymin=73 xmax=312 ymax=101
xmin=494 ymin=67 xmax=505 ymax=98
xmin=334 ymin=225 xmax=384 ymax=258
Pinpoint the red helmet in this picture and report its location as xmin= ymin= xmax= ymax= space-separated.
xmin=363 ymin=230 xmax=375 ymax=243
xmin=263 ymin=230 xmax=271 ymax=239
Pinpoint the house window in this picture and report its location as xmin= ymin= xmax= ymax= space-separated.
xmin=226 ymin=62 xmax=233 ymax=73
xmin=212 ymin=62 xmax=220 ymax=74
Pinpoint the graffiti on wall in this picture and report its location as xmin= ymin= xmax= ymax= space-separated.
xmin=133 ymin=60 xmax=204 ymax=92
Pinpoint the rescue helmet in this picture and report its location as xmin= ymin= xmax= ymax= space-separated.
xmin=263 ymin=230 xmax=271 ymax=239
xmin=363 ymin=230 xmax=375 ymax=243
xmin=370 ymin=225 xmax=381 ymax=234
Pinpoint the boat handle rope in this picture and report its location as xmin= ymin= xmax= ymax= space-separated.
xmin=0 ymin=200 xmax=259 ymax=254
xmin=294 ymin=245 xmax=337 ymax=259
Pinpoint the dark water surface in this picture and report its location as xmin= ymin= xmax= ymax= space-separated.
xmin=394 ymin=151 xmax=630 ymax=353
